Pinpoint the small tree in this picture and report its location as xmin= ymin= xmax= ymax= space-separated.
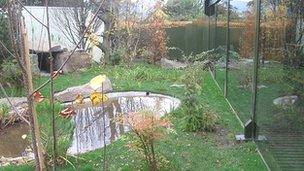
xmin=180 ymin=64 xmax=219 ymax=132
xmin=147 ymin=3 xmax=168 ymax=64
xmin=121 ymin=110 xmax=171 ymax=171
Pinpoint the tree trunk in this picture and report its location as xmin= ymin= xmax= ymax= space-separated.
xmin=22 ymin=20 xmax=46 ymax=170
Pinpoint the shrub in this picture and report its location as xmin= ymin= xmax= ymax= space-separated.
xmin=0 ymin=104 xmax=10 ymax=126
xmin=237 ymin=64 xmax=252 ymax=89
xmin=147 ymin=4 xmax=168 ymax=64
xmin=186 ymin=46 xmax=239 ymax=64
xmin=35 ymin=101 xmax=74 ymax=162
xmin=180 ymin=65 xmax=219 ymax=132
xmin=120 ymin=110 xmax=171 ymax=171
xmin=0 ymin=59 xmax=23 ymax=88
xmin=110 ymin=47 xmax=125 ymax=66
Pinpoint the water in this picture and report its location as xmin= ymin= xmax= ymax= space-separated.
xmin=67 ymin=92 xmax=180 ymax=155
xmin=166 ymin=23 xmax=244 ymax=60
xmin=0 ymin=124 xmax=28 ymax=157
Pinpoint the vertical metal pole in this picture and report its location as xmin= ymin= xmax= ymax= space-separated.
xmin=45 ymin=0 xmax=57 ymax=169
xmin=224 ymin=0 xmax=230 ymax=98
xmin=251 ymin=0 xmax=262 ymax=139
xmin=208 ymin=16 xmax=211 ymax=50
xmin=102 ymin=83 xmax=107 ymax=171
xmin=214 ymin=5 xmax=218 ymax=78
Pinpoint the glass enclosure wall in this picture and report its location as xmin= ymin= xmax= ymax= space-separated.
xmin=256 ymin=1 xmax=304 ymax=170
xmin=210 ymin=0 xmax=304 ymax=170
xmin=166 ymin=12 xmax=210 ymax=61
xmin=226 ymin=0 xmax=254 ymax=124
xmin=165 ymin=1 xmax=303 ymax=168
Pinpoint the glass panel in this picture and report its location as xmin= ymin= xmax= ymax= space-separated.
xmin=166 ymin=11 xmax=209 ymax=61
xmin=226 ymin=0 xmax=254 ymax=123
xmin=256 ymin=0 xmax=304 ymax=170
xmin=214 ymin=0 xmax=228 ymax=92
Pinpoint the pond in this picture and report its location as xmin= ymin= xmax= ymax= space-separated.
xmin=66 ymin=91 xmax=180 ymax=155
xmin=166 ymin=23 xmax=244 ymax=60
xmin=0 ymin=124 xmax=28 ymax=158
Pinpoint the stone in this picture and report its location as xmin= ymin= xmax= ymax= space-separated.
xmin=50 ymin=45 xmax=63 ymax=53
xmin=54 ymin=77 xmax=113 ymax=103
xmin=0 ymin=97 xmax=27 ymax=109
xmin=55 ymin=51 xmax=92 ymax=73
xmin=0 ymin=148 xmax=34 ymax=166
xmin=29 ymin=54 xmax=40 ymax=75
xmin=257 ymin=85 xmax=268 ymax=89
xmin=159 ymin=58 xmax=187 ymax=69
xmin=170 ymin=84 xmax=185 ymax=88
xmin=273 ymin=95 xmax=298 ymax=106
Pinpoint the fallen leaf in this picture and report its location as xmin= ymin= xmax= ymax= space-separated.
xmin=60 ymin=106 xmax=76 ymax=118
xmin=90 ymin=91 xmax=108 ymax=106
xmin=75 ymin=94 xmax=84 ymax=105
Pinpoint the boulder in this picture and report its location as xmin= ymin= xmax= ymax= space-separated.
xmin=55 ymin=51 xmax=92 ymax=73
xmin=273 ymin=95 xmax=298 ymax=106
xmin=54 ymin=77 xmax=113 ymax=103
xmin=159 ymin=58 xmax=187 ymax=69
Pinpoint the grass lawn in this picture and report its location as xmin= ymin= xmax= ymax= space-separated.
xmin=1 ymin=64 xmax=266 ymax=171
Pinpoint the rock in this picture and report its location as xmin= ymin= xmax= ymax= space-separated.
xmin=0 ymin=97 xmax=27 ymax=109
xmin=55 ymin=77 xmax=113 ymax=103
xmin=50 ymin=45 xmax=64 ymax=53
xmin=29 ymin=54 xmax=40 ymax=75
xmin=0 ymin=148 xmax=34 ymax=167
xmin=273 ymin=95 xmax=298 ymax=106
xmin=55 ymin=51 xmax=92 ymax=73
xmin=257 ymin=85 xmax=268 ymax=89
xmin=159 ymin=58 xmax=187 ymax=69
xmin=170 ymin=84 xmax=185 ymax=88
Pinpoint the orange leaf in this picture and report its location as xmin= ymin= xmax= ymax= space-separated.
xmin=33 ymin=91 xmax=44 ymax=103
xmin=59 ymin=106 xmax=76 ymax=118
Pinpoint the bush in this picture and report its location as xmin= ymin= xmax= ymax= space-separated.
xmin=36 ymin=101 xmax=74 ymax=162
xmin=180 ymin=64 xmax=219 ymax=132
xmin=0 ymin=104 xmax=10 ymax=126
xmin=110 ymin=47 xmax=125 ymax=65
xmin=0 ymin=59 xmax=23 ymax=88
xmin=120 ymin=110 xmax=171 ymax=171
xmin=186 ymin=46 xmax=239 ymax=64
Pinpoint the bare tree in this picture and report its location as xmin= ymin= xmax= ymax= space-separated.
xmin=52 ymin=0 xmax=102 ymax=51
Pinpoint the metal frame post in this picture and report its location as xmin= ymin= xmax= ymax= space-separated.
xmin=224 ymin=0 xmax=230 ymax=98
xmin=251 ymin=0 xmax=262 ymax=139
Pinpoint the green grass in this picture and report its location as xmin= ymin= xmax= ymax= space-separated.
xmin=0 ymin=64 xmax=266 ymax=170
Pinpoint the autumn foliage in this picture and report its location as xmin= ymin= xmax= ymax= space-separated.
xmin=147 ymin=3 xmax=168 ymax=64
xmin=239 ymin=9 xmax=254 ymax=58
xmin=121 ymin=110 xmax=171 ymax=171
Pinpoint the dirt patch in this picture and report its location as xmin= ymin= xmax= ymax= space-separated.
xmin=214 ymin=126 xmax=235 ymax=149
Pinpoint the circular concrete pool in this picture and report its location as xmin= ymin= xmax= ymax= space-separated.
xmin=67 ymin=91 xmax=181 ymax=155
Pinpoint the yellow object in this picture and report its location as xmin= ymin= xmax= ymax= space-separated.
xmin=75 ymin=94 xmax=84 ymax=105
xmin=89 ymin=75 xmax=107 ymax=90
xmin=90 ymin=91 xmax=109 ymax=106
